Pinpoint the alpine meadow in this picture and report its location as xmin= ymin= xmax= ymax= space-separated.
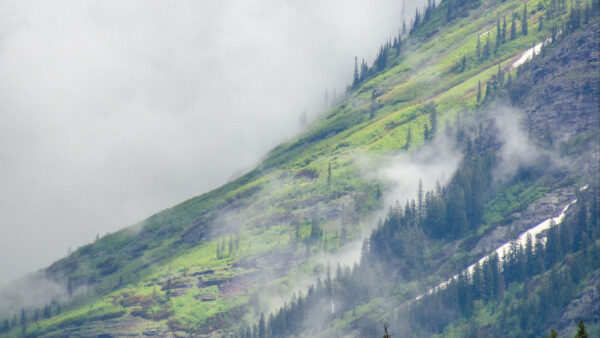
xmin=0 ymin=0 xmax=599 ymax=337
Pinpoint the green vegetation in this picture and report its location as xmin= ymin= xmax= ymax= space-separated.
xmin=1 ymin=0 xmax=598 ymax=336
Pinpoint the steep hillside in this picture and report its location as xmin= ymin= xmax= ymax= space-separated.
xmin=1 ymin=0 xmax=598 ymax=337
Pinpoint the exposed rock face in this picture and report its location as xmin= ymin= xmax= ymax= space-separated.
xmin=556 ymin=271 xmax=600 ymax=335
xmin=471 ymin=188 xmax=574 ymax=257
xmin=514 ymin=23 xmax=600 ymax=179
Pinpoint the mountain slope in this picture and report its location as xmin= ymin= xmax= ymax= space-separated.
xmin=1 ymin=0 xmax=598 ymax=337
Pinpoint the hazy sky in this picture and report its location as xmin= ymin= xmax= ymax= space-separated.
xmin=0 ymin=0 xmax=423 ymax=286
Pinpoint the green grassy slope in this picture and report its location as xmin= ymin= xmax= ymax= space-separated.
xmin=1 ymin=0 xmax=597 ymax=336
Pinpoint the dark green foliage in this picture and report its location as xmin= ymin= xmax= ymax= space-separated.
xmin=522 ymin=3 xmax=528 ymax=35
xmin=496 ymin=13 xmax=502 ymax=52
xmin=20 ymin=309 xmax=26 ymax=326
xmin=327 ymin=162 xmax=332 ymax=189
xmin=575 ymin=319 xmax=589 ymax=338
xmin=510 ymin=12 xmax=517 ymax=40
xmin=482 ymin=33 xmax=491 ymax=60
xmin=408 ymin=185 xmax=600 ymax=336
xmin=353 ymin=57 xmax=359 ymax=88
xmin=445 ymin=0 xmax=481 ymax=21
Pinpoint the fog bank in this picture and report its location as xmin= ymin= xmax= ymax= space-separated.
xmin=0 ymin=0 xmax=421 ymax=286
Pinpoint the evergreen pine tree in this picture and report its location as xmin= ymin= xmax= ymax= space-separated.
xmin=258 ymin=313 xmax=266 ymax=338
xmin=166 ymin=278 xmax=171 ymax=300
xmin=522 ymin=4 xmax=528 ymax=35
xmin=404 ymin=127 xmax=411 ymax=150
xmin=502 ymin=17 xmax=507 ymax=42
xmin=547 ymin=328 xmax=558 ymax=338
xmin=483 ymin=81 xmax=492 ymax=102
xmin=327 ymin=162 xmax=332 ymax=189
xmin=510 ymin=13 xmax=517 ymax=40
xmin=477 ymin=80 xmax=482 ymax=103
xmin=483 ymin=33 xmax=491 ymax=59
xmin=353 ymin=57 xmax=359 ymax=87
xmin=19 ymin=309 xmax=25 ymax=326
xmin=575 ymin=319 xmax=589 ymax=338
xmin=496 ymin=13 xmax=502 ymax=52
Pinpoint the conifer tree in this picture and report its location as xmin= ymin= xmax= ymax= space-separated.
xmin=353 ymin=57 xmax=359 ymax=87
xmin=19 ymin=309 xmax=25 ymax=326
xmin=522 ymin=4 xmax=528 ymax=35
xmin=496 ymin=13 xmax=502 ymax=52
xmin=484 ymin=81 xmax=492 ymax=102
xmin=477 ymin=80 xmax=482 ymax=103
xmin=404 ymin=127 xmax=411 ymax=150
xmin=258 ymin=313 xmax=266 ymax=338
xmin=483 ymin=33 xmax=491 ymax=59
xmin=575 ymin=319 xmax=589 ymax=338
xmin=547 ymin=328 xmax=558 ymax=338
xmin=502 ymin=17 xmax=507 ymax=42
xmin=327 ymin=162 xmax=332 ymax=189
xmin=510 ymin=13 xmax=517 ymax=40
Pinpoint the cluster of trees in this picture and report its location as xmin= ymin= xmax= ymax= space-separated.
xmin=239 ymin=115 xmax=505 ymax=336
xmin=445 ymin=0 xmax=481 ymax=21
xmin=0 ymin=300 xmax=62 ymax=334
xmin=406 ymin=187 xmax=599 ymax=336
xmin=351 ymin=36 xmax=401 ymax=90
xmin=370 ymin=120 xmax=498 ymax=278
xmin=350 ymin=0 xmax=448 ymax=91
xmin=216 ymin=233 xmax=240 ymax=259
xmin=241 ymin=119 xmax=597 ymax=337
xmin=239 ymin=3 xmax=600 ymax=336
xmin=454 ymin=0 xmax=599 ymax=76
xmin=233 ymin=261 xmax=378 ymax=338
xmin=411 ymin=0 xmax=439 ymax=33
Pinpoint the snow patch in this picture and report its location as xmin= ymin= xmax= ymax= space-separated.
xmin=511 ymin=37 xmax=552 ymax=69
xmin=415 ymin=189 xmax=584 ymax=301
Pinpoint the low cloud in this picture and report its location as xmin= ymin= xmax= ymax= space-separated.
xmin=0 ymin=0 xmax=426 ymax=286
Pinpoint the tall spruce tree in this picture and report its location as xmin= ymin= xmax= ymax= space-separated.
xmin=575 ymin=319 xmax=589 ymax=338
xmin=496 ymin=13 xmax=502 ymax=52
xmin=522 ymin=4 xmax=528 ymax=35
xmin=502 ymin=16 xmax=507 ymax=42
xmin=510 ymin=13 xmax=517 ymax=40
xmin=353 ymin=57 xmax=359 ymax=87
